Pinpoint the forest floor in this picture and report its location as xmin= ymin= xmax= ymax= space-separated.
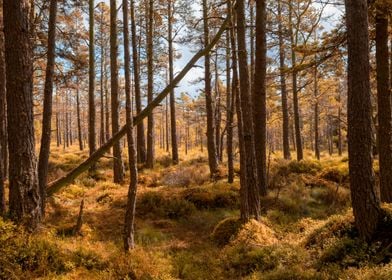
xmin=1 ymin=146 xmax=392 ymax=279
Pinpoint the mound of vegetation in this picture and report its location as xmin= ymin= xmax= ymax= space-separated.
xmin=182 ymin=185 xmax=239 ymax=210
xmin=137 ymin=192 xmax=196 ymax=219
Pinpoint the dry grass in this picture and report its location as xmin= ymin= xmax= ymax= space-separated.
xmin=2 ymin=145 xmax=391 ymax=279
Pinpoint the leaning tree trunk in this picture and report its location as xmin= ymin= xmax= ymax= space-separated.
xmin=46 ymin=14 xmax=231 ymax=196
xmin=253 ymin=0 xmax=267 ymax=196
xmin=203 ymin=0 xmax=219 ymax=178
xmin=345 ymin=0 xmax=382 ymax=240
xmin=110 ymin=0 xmax=125 ymax=182
xmin=4 ymin=0 xmax=41 ymax=229
xmin=375 ymin=7 xmax=392 ymax=203
xmin=236 ymin=0 xmax=260 ymax=221
xmin=38 ymin=0 xmax=57 ymax=215
xmin=123 ymin=0 xmax=138 ymax=251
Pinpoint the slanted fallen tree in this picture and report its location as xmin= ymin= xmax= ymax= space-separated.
xmin=47 ymin=14 xmax=230 ymax=196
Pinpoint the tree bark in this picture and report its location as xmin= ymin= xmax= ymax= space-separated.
xmin=0 ymin=0 xmax=6 ymax=215
xmin=253 ymin=0 xmax=267 ymax=196
xmin=38 ymin=0 xmax=57 ymax=215
xmin=146 ymin=0 xmax=155 ymax=169
xmin=375 ymin=8 xmax=392 ymax=203
xmin=123 ymin=0 xmax=138 ymax=251
xmin=130 ymin=0 xmax=146 ymax=164
xmin=110 ymin=0 xmax=125 ymax=182
xmin=229 ymin=1 xmax=248 ymax=220
xmin=203 ymin=0 xmax=219 ymax=178
xmin=100 ymin=8 xmax=105 ymax=147
xmin=4 ymin=0 xmax=41 ymax=229
xmin=226 ymin=29 xmax=234 ymax=184
xmin=314 ymin=64 xmax=320 ymax=160
xmin=214 ymin=50 xmax=222 ymax=162
xmin=168 ymin=0 xmax=179 ymax=165
xmin=236 ymin=0 xmax=260 ymax=220
xmin=345 ymin=0 xmax=382 ymax=240
xmin=76 ymin=80 xmax=83 ymax=151
xmin=277 ymin=0 xmax=290 ymax=160
xmin=88 ymin=0 xmax=97 ymax=171
xmin=288 ymin=1 xmax=303 ymax=161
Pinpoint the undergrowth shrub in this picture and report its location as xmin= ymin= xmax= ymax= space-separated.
xmin=321 ymin=166 xmax=349 ymax=184
xmin=171 ymin=249 xmax=223 ymax=280
xmin=137 ymin=192 xmax=196 ymax=219
xmin=182 ymin=186 xmax=239 ymax=210
xmin=317 ymin=237 xmax=375 ymax=268
xmin=101 ymin=249 xmax=174 ymax=280
xmin=256 ymin=266 xmax=321 ymax=280
xmin=224 ymin=243 xmax=307 ymax=277
xmin=305 ymin=212 xmax=356 ymax=249
xmin=211 ymin=217 xmax=241 ymax=246
xmin=139 ymin=171 xmax=161 ymax=188
xmin=287 ymin=160 xmax=322 ymax=174
xmin=0 ymin=218 xmax=69 ymax=278
xmin=72 ymin=248 xmax=107 ymax=270
xmin=161 ymin=165 xmax=210 ymax=188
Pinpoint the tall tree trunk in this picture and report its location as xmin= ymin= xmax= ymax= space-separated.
xmin=130 ymin=0 xmax=146 ymax=164
xmin=100 ymin=10 xmax=105 ymax=147
xmin=110 ymin=0 xmax=125 ymax=182
xmin=337 ymin=83 xmax=342 ymax=156
xmin=0 ymin=0 xmax=6 ymax=215
xmin=314 ymin=64 xmax=320 ymax=160
xmin=229 ymin=2 xmax=248 ymax=220
xmin=214 ymin=50 xmax=222 ymax=162
xmin=4 ymin=0 xmax=41 ymax=229
xmin=38 ymin=0 xmax=57 ymax=215
xmin=226 ymin=29 xmax=234 ymax=184
xmin=288 ymin=1 xmax=303 ymax=161
xmin=76 ymin=80 xmax=83 ymax=151
xmin=104 ymin=50 xmax=110 ymax=143
xmin=165 ymin=96 xmax=169 ymax=152
xmin=203 ymin=0 xmax=219 ymax=178
xmin=168 ymin=0 xmax=179 ymax=164
xmin=123 ymin=0 xmax=138 ymax=251
xmin=249 ymin=3 xmax=255 ymax=95
xmin=375 ymin=7 xmax=392 ymax=203
xmin=345 ymin=0 xmax=382 ymax=240
xmin=88 ymin=0 xmax=97 ymax=171
xmin=236 ymin=0 xmax=260 ymax=220
xmin=65 ymin=95 xmax=69 ymax=147
xmin=253 ymin=0 xmax=267 ymax=196
xmin=146 ymin=0 xmax=155 ymax=169
xmin=277 ymin=0 xmax=290 ymax=160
